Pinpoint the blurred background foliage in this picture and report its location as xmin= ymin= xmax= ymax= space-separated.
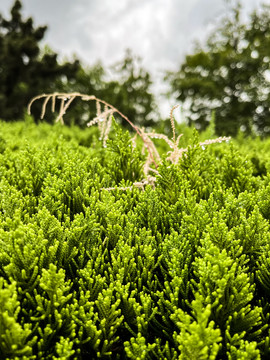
xmin=2 ymin=1 xmax=270 ymax=137
xmin=166 ymin=2 xmax=270 ymax=137
xmin=0 ymin=1 xmax=158 ymax=128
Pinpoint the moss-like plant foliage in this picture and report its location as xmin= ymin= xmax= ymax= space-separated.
xmin=1 ymin=119 xmax=270 ymax=359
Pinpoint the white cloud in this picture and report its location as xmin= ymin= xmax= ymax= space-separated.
xmin=0 ymin=0 xmax=267 ymax=70
xmin=0 ymin=0 xmax=269 ymax=116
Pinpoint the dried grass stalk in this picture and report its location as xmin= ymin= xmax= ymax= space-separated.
xmin=28 ymin=92 xmax=159 ymax=169
xmin=28 ymin=92 xmax=231 ymax=188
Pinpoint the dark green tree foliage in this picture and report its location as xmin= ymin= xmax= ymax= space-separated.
xmin=167 ymin=3 xmax=270 ymax=137
xmin=58 ymin=50 xmax=158 ymax=128
xmin=0 ymin=2 xmax=157 ymax=127
xmin=0 ymin=0 xmax=79 ymax=121
xmin=107 ymin=50 xmax=157 ymax=127
xmin=2 ymin=119 xmax=270 ymax=358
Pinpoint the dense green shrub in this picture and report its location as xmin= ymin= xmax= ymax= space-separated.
xmin=1 ymin=119 xmax=270 ymax=359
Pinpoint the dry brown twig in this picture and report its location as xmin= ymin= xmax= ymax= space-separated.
xmin=28 ymin=92 xmax=231 ymax=190
xmin=28 ymin=92 xmax=158 ymax=168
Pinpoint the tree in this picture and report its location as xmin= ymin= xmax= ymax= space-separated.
xmin=58 ymin=50 xmax=158 ymax=128
xmin=166 ymin=2 xmax=270 ymax=137
xmin=107 ymin=50 xmax=158 ymax=128
xmin=0 ymin=2 xmax=157 ymax=127
xmin=0 ymin=0 xmax=80 ymax=121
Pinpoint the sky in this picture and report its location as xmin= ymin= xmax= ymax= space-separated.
xmin=0 ymin=0 xmax=269 ymax=117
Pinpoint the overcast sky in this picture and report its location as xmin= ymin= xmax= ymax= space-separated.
xmin=0 ymin=0 xmax=269 ymax=116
